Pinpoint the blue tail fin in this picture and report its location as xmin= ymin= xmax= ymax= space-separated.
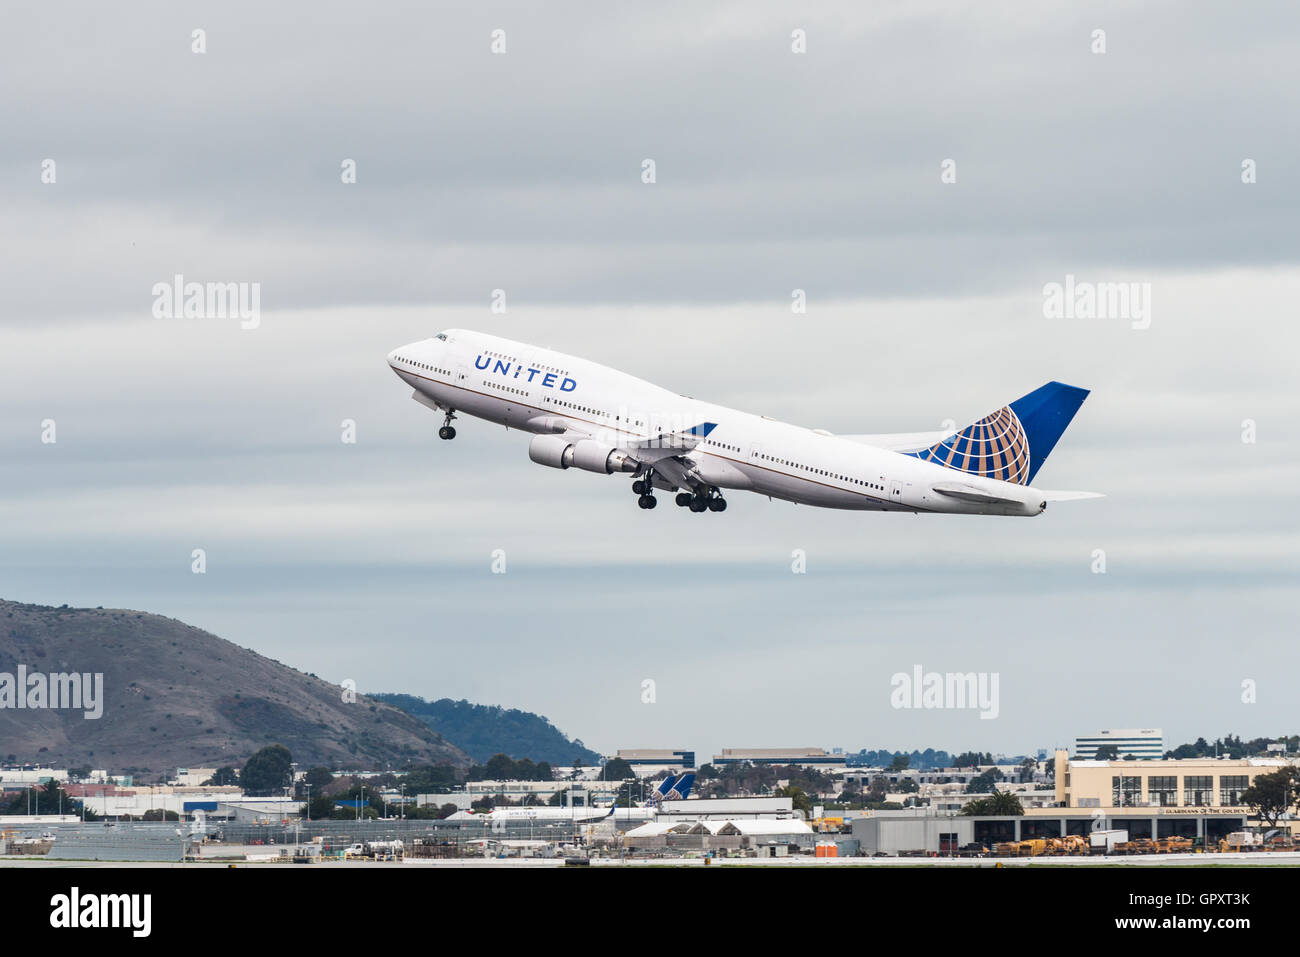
xmin=666 ymin=772 xmax=694 ymax=801
xmin=908 ymin=382 xmax=1089 ymax=485
xmin=644 ymin=772 xmax=695 ymax=808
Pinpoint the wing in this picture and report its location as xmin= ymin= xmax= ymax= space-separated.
xmin=618 ymin=422 xmax=717 ymax=463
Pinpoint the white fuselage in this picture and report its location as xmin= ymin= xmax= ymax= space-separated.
xmin=387 ymin=329 xmax=1047 ymax=516
xmin=484 ymin=805 xmax=654 ymax=825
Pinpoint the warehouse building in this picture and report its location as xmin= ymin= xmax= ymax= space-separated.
xmin=613 ymin=749 xmax=695 ymax=775
xmin=854 ymin=806 xmax=1252 ymax=855
xmin=624 ymin=817 xmax=814 ymax=853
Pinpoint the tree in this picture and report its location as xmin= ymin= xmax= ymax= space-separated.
xmin=1241 ymin=767 xmax=1297 ymax=827
xmin=408 ymin=763 xmax=459 ymax=791
xmin=866 ymin=775 xmax=889 ymax=802
xmin=960 ymin=789 xmax=1024 ymax=816
xmin=483 ymin=753 xmax=517 ymax=780
xmin=203 ymin=766 xmax=240 ymax=787
xmin=307 ymin=794 xmax=336 ymax=819
xmin=1094 ymin=745 xmax=1120 ymax=761
xmin=468 ymin=754 xmax=554 ymax=782
xmin=776 ymin=784 xmax=812 ymax=816
xmin=240 ymin=744 xmax=293 ymax=795
xmin=965 ymin=768 xmax=1004 ymax=794
xmin=601 ymin=758 xmax=635 ymax=781
xmin=40 ymin=778 xmax=75 ymax=815
xmin=889 ymin=754 xmax=910 ymax=772
xmin=303 ymin=767 xmax=334 ymax=791
xmin=953 ymin=751 xmax=991 ymax=769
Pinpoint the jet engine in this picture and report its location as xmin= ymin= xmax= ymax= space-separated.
xmin=528 ymin=434 xmax=638 ymax=474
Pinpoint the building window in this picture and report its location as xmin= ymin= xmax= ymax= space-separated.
xmin=1112 ymin=775 xmax=1141 ymax=807
xmin=1148 ymin=776 xmax=1177 ymax=806
xmin=1184 ymin=775 xmax=1213 ymax=806
xmin=1220 ymin=775 xmax=1248 ymax=806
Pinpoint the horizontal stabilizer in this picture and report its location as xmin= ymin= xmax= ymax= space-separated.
xmin=840 ymin=429 xmax=957 ymax=452
xmin=1040 ymin=490 xmax=1105 ymax=502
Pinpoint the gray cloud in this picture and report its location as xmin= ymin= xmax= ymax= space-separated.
xmin=1 ymin=1 xmax=1297 ymax=758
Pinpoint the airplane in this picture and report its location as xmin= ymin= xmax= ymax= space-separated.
xmin=482 ymin=772 xmax=696 ymax=824
xmin=387 ymin=329 xmax=1100 ymax=515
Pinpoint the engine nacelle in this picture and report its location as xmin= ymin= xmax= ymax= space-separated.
xmin=528 ymin=435 xmax=637 ymax=474
xmin=528 ymin=434 xmax=574 ymax=469
xmin=571 ymin=439 xmax=637 ymax=474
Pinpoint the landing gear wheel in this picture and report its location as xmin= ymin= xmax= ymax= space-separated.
xmin=439 ymin=409 xmax=458 ymax=440
xmin=708 ymin=497 xmax=727 ymax=512
xmin=632 ymin=480 xmax=647 ymax=495
xmin=638 ymin=495 xmax=657 ymax=509
xmin=689 ymin=497 xmax=708 ymax=512
xmin=675 ymin=492 xmax=693 ymax=507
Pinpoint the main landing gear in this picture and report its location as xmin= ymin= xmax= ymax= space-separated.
xmin=675 ymin=486 xmax=726 ymax=513
xmin=438 ymin=410 xmax=457 ymax=441
xmin=632 ymin=473 xmax=658 ymax=509
xmin=634 ymin=472 xmax=726 ymax=513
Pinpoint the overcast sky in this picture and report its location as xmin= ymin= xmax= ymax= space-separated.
xmin=2 ymin=1 xmax=1297 ymax=765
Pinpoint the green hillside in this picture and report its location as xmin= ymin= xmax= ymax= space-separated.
xmin=374 ymin=694 xmax=601 ymax=765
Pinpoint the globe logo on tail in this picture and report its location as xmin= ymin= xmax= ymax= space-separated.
xmin=912 ymin=406 xmax=1031 ymax=485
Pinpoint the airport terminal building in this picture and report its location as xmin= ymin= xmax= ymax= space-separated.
xmin=1053 ymin=749 xmax=1289 ymax=810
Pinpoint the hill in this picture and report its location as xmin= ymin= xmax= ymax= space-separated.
xmin=373 ymin=694 xmax=601 ymax=765
xmin=0 ymin=599 xmax=469 ymax=775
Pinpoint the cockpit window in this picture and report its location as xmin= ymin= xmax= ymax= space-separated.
xmin=434 ymin=333 xmax=448 ymax=341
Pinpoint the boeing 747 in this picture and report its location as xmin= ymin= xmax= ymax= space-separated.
xmin=387 ymin=330 xmax=1099 ymax=516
